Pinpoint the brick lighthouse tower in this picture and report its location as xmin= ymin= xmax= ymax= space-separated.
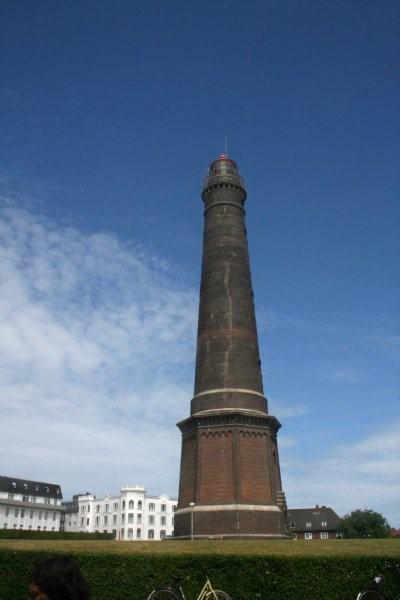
xmin=174 ymin=154 xmax=288 ymax=539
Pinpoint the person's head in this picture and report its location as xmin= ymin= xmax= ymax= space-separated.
xmin=28 ymin=556 xmax=90 ymax=600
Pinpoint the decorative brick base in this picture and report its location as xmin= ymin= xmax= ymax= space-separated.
xmin=174 ymin=505 xmax=289 ymax=539
xmin=175 ymin=411 xmax=288 ymax=538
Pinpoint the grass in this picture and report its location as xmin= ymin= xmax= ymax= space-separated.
xmin=0 ymin=538 xmax=398 ymax=556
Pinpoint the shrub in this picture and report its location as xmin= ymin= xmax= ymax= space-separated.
xmin=1 ymin=550 xmax=399 ymax=600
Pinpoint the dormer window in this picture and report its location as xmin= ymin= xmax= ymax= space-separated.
xmin=23 ymin=483 xmax=28 ymax=490
xmin=306 ymin=522 xmax=312 ymax=528
xmin=321 ymin=521 xmax=327 ymax=527
xmin=45 ymin=486 xmax=49 ymax=493
xmin=12 ymin=482 xmax=16 ymax=488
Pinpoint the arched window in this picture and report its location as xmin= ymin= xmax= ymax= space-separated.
xmin=127 ymin=528 xmax=133 ymax=539
xmin=148 ymin=529 xmax=154 ymax=540
xmin=122 ymin=500 xmax=126 ymax=509
xmin=160 ymin=530 xmax=166 ymax=539
xmin=136 ymin=528 xmax=141 ymax=539
xmin=120 ymin=528 xmax=124 ymax=539
xmin=137 ymin=500 xmax=142 ymax=510
xmin=128 ymin=500 xmax=134 ymax=509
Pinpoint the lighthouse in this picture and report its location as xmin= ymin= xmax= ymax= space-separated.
xmin=174 ymin=155 xmax=288 ymax=538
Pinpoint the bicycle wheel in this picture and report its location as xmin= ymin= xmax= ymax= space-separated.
xmin=205 ymin=591 xmax=231 ymax=600
xmin=356 ymin=591 xmax=386 ymax=600
xmin=147 ymin=587 xmax=181 ymax=600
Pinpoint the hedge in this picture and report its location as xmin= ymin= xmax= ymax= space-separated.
xmin=0 ymin=551 xmax=399 ymax=600
xmin=0 ymin=530 xmax=113 ymax=540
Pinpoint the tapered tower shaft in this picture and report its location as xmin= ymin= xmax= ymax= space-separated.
xmin=174 ymin=155 xmax=288 ymax=539
xmin=192 ymin=156 xmax=266 ymax=417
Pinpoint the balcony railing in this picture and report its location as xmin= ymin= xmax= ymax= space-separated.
xmin=202 ymin=172 xmax=246 ymax=193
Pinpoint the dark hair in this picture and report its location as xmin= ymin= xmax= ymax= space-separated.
xmin=30 ymin=556 xmax=90 ymax=600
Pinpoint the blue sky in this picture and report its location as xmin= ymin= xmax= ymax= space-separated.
xmin=0 ymin=0 xmax=399 ymax=525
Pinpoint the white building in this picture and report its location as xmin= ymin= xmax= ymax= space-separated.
xmin=0 ymin=475 xmax=64 ymax=532
xmin=63 ymin=485 xmax=177 ymax=540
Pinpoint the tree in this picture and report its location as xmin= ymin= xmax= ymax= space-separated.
xmin=340 ymin=509 xmax=391 ymax=539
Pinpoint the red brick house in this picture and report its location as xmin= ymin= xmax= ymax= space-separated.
xmin=287 ymin=505 xmax=341 ymax=540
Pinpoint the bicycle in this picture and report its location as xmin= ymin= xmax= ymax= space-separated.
xmin=356 ymin=564 xmax=400 ymax=599
xmin=147 ymin=577 xmax=230 ymax=600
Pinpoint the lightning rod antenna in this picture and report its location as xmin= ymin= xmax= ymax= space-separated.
xmin=225 ymin=136 xmax=228 ymax=158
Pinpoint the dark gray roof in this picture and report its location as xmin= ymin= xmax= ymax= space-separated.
xmin=287 ymin=506 xmax=340 ymax=532
xmin=0 ymin=475 xmax=62 ymax=499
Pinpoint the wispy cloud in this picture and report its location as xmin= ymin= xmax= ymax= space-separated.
xmin=0 ymin=202 xmax=197 ymax=498
xmin=369 ymin=334 xmax=400 ymax=358
xmin=260 ymin=310 xmax=311 ymax=333
xmin=282 ymin=421 xmax=400 ymax=526
xmin=321 ymin=367 xmax=363 ymax=384
xmin=0 ymin=89 xmax=108 ymax=159
xmin=260 ymin=309 xmax=344 ymax=336
xmin=268 ymin=397 xmax=308 ymax=419
xmin=278 ymin=436 xmax=297 ymax=449
xmin=261 ymin=309 xmax=400 ymax=355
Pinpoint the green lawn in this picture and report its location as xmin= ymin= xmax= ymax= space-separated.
xmin=0 ymin=538 xmax=398 ymax=556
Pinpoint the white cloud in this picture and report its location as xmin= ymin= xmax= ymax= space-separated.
xmin=268 ymin=396 xmax=308 ymax=419
xmin=282 ymin=421 xmax=400 ymax=526
xmin=278 ymin=436 xmax=296 ymax=449
xmin=321 ymin=367 xmax=363 ymax=383
xmin=0 ymin=202 xmax=197 ymax=499
xmin=260 ymin=309 xmax=343 ymax=336
xmin=369 ymin=334 xmax=400 ymax=358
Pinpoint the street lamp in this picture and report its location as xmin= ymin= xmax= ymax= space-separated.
xmin=189 ymin=502 xmax=195 ymax=541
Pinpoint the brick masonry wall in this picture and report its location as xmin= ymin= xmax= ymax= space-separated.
xmin=177 ymin=422 xmax=284 ymax=510
xmin=174 ymin=507 xmax=286 ymax=538
xmin=239 ymin=432 xmax=271 ymax=503
xmin=178 ymin=434 xmax=196 ymax=507
xmin=199 ymin=431 xmax=234 ymax=503
xmin=194 ymin=198 xmax=264 ymax=405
